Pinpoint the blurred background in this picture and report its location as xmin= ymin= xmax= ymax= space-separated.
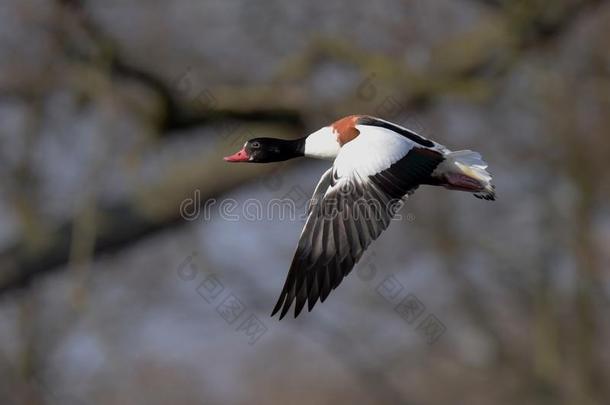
xmin=1 ymin=0 xmax=609 ymax=404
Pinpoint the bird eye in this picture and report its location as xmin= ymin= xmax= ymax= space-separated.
xmin=251 ymin=141 xmax=261 ymax=149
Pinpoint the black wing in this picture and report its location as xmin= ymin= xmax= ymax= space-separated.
xmin=356 ymin=116 xmax=435 ymax=148
xmin=271 ymin=147 xmax=444 ymax=319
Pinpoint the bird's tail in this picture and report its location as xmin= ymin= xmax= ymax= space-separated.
xmin=435 ymin=150 xmax=496 ymax=201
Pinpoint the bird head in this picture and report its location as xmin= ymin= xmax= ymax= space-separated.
xmin=224 ymin=138 xmax=304 ymax=163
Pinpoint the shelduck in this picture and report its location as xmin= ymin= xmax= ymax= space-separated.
xmin=225 ymin=115 xmax=495 ymax=319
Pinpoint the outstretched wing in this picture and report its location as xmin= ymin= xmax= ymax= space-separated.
xmin=272 ymin=136 xmax=444 ymax=319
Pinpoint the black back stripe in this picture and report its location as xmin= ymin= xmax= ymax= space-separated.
xmin=369 ymin=147 xmax=444 ymax=198
xmin=356 ymin=116 xmax=435 ymax=148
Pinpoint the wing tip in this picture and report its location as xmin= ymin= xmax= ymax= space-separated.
xmin=271 ymin=292 xmax=287 ymax=319
xmin=474 ymin=184 xmax=496 ymax=201
xmin=271 ymin=287 xmax=320 ymax=320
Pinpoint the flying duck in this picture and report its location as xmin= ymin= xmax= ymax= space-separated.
xmin=225 ymin=115 xmax=495 ymax=319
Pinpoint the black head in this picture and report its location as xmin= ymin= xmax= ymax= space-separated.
xmin=224 ymin=137 xmax=305 ymax=163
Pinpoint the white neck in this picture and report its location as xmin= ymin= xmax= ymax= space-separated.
xmin=304 ymin=127 xmax=340 ymax=160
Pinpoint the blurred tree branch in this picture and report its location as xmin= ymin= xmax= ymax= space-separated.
xmin=0 ymin=0 xmax=605 ymax=298
xmin=0 ymin=123 xmax=299 ymax=294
